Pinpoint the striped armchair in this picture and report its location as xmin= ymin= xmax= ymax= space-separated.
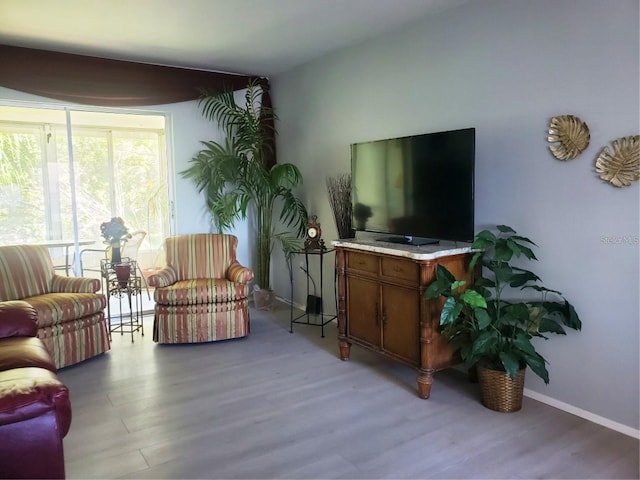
xmin=148 ymin=234 xmax=254 ymax=344
xmin=0 ymin=244 xmax=110 ymax=369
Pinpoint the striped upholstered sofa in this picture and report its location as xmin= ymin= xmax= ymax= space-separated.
xmin=147 ymin=233 xmax=254 ymax=344
xmin=0 ymin=244 xmax=110 ymax=369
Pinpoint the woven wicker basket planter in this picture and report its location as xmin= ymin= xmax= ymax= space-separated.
xmin=477 ymin=365 xmax=525 ymax=412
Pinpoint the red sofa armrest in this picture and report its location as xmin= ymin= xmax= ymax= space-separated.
xmin=0 ymin=301 xmax=38 ymax=338
xmin=0 ymin=367 xmax=71 ymax=479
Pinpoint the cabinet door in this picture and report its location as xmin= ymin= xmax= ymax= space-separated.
xmin=346 ymin=276 xmax=380 ymax=348
xmin=381 ymin=284 xmax=420 ymax=365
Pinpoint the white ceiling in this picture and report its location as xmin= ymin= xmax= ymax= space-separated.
xmin=0 ymin=0 xmax=469 ymax=77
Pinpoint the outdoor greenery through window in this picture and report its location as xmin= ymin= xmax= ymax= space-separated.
xmin=0 ymin=105 xmax=170 ymax=273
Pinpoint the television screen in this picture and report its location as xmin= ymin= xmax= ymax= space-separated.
xmin=350 ymin=128 xmax=475 ymax=244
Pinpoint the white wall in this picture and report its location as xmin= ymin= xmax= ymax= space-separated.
xmin=0 ymin=87 xmax=251 ymax=267
xmin=271 ymin=0 xmax=639 ymax=431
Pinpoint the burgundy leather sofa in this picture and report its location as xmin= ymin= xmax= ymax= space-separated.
xmin=0 ymin=301 xmax=72 ymax=479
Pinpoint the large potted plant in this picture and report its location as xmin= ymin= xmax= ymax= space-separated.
xmin=181 ymin=80 xmax=307 ymax=309
xmin=426 ymin=225 xmax=582 ymax=412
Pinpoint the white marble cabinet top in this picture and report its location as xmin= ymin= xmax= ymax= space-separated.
xmin=331 ymin=238 xmax=473 ymax=260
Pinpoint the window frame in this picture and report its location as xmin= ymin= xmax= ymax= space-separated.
xmin=0 ymin=100 xmax=175 ymax=274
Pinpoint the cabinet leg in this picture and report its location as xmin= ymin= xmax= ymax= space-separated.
xmin=339 ymin=339 xmax=351 ymax=360
xmin=416 ymin=371 xmax=433 ymax=399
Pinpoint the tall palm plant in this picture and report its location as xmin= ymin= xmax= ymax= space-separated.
xmin=181 ymin=80 xmax=307 ymax=291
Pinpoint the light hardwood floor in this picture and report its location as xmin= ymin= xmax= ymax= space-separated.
xmin=58 ymin=304 xmax=639 ymax=479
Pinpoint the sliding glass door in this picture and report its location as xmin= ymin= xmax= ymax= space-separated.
xmin=0 ymin=105 xmax=172 ymax=274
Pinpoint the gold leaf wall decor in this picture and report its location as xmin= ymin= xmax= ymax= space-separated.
xmin=595 ymin=135 xmax=640 ymax=187
xmin=547 ymin=114 xmax=590 ymax=160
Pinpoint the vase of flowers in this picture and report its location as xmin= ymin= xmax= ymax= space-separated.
xmin=100 ymin=217 xmax=131 ymax=264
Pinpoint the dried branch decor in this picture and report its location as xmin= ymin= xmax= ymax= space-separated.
xmin=595 ymin=135 xmax=640 ymax=187
xmin=547 ymin=115 xmax=590 ymax=160
xmin=326 ymin=173 xmax=354 ymax=239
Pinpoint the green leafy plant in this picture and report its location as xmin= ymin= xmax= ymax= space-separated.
xmin=426 ymin=225 xmax=582 ymax=384
xmin=181 ymin=80 xmax=307 ymax=290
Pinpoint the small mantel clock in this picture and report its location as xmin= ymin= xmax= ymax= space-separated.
xmin=304 ymin=215 xmax=326 ymax=251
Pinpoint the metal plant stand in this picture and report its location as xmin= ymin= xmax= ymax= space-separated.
xmin=287 ymin=248 xmax=336 ymax=338
xmin=100 ymin=258 xmax=144 ymax=342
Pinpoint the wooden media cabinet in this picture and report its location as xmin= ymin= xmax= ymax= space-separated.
xmin=333 ymin=239 xmax=474 ymax=399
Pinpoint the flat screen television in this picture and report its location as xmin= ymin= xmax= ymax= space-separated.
xmin=350 ymin=127 xmax=475 ymax=245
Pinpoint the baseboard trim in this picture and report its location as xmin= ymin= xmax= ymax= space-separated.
xmin=275 ymin=295 xmax=305 ymax=311
xmin=273 ymin=298 xmax=638 ymax=439
xmin=524 ymin=388 xmax=639 ymax=439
